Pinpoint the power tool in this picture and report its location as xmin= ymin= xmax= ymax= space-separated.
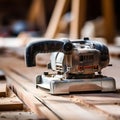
xmin=25 ymin=38 xmax=116 ymax=94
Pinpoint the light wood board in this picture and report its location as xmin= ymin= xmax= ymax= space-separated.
xmin=0 ymin=88 xmax=23 ymax=111
xmin=0 ymin=55 xmax=120 ymax=119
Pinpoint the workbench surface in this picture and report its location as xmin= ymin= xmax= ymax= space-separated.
xmin=0 ymin=54 xmax=120 ymax=120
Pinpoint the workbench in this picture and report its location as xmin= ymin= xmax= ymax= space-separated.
xmin=0 ymin=50 xmax=120 ymax=120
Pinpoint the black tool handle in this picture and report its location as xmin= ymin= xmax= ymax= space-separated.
xmin=25 ymin=39 xmax=73 ymax=67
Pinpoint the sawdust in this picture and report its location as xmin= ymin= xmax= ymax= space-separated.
xmin=68 ymin=95 xmax=118 ymax=120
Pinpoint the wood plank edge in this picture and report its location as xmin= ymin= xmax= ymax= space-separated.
xmin=0 ymin=87 xmax=23 ymax=111
xmin=69 ymin=95 xmax=120 ymax=120
xmin=0 ymin=81 xmax=7 ymax=97
xmin=7 ymin=76 xmax=59 ymax=120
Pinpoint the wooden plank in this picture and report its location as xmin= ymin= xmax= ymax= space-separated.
xmin=0 ymin=88 xmax=23 ymax=111
xmin=0 ymin=111 xmax=41 ymax=120
xmin=68 ymin=95 xmax=120 ymax=119
xmin=70 ymin=0 xmax=86 ymax=39
xmin=44 ymin=0 xmax=69 ymax=38
xmin=0 ymin=70 xmax=6 ymax=97
xmin=101 ymin=0 xmax=116 ymax=43
xmin=27 ymin=0 xmax=46 ymax=32
xmin=77 ymin=94 xmax=120 ymax=105
xmin=0 ymin=55 xmax=120 ymax=119
xmin=3 ymin=66 xmax=108 ymax=119
xmin=7 ymin=77 xmax=58 ymax=120
xmin=96 ymin=105 xmax=120 ymax=117
xmin=0 ymin=56 xmax=49 ymax=83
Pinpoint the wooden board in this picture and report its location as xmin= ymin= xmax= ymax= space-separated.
xmin=0 ymin=57 xmax=106 ymax=119
xmin=0 ymin=111 xmax=41 ymax=120
xmin=70 ymin=0 xmax=86 ymax=38
xmin=96 ymin=105 xmax=120 ymax=116
xmin=27 ymin=0 xmax=46 ymax=32
xmin=0 ymin=55 xmax=120 ymax=119
xmin=75 ymin=94 xmax=120 ymax=105
xmin=0 ymin=88 xmax=23 ymax=111
xmin=6 ymin=68 xmax=107 ymax=120
xmin=101 ymin=0 xmax=116 ymax=43
xmin=7 ymin=76 xmax=58 ymax=120
xmin=44 ymin=0 xmax=69 ymax=38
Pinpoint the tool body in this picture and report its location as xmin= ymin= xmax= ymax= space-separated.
xmin=25 ymin=38 xmax=116 ymax=94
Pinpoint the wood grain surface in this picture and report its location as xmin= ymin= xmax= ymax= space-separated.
xmin=0 ymin=88 xmax=23 ymax=111
xmin=0 ymin=54 xmax=120 ymax=120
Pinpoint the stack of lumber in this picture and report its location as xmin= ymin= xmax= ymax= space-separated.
xmin=0 ymin=52 xmax=120 ymax=119
xmin=0 ymin=70 xmax=23 ymax=111
xmin=0 ymin=70 xmax=41 ymax=120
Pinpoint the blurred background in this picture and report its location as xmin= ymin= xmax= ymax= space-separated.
xmin=0 ymin=0 xmax=55 ymax=37
xmin=0 ymin=0 xmax=120 ymax=45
